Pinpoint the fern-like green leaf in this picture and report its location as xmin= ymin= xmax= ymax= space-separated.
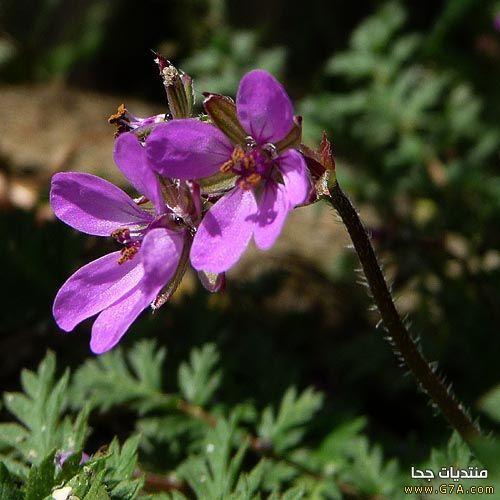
xmin=258 ymin=387 xmax=323 ymax=453
xmin=178 ymin=344 xmax=221 ymax=406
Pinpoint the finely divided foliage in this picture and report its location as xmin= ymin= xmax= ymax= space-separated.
xmin=1 ymin=343 xmax=499 ymax=498
xmin=0 ymin=353 xmax=142 ymax=499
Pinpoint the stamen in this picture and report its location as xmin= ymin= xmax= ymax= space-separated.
xmin=111 ymin=227 xmax=131 ymax=244
xmin=231 ymin=146 xmax=246 ymax=162
xmin=246 ymin=172 xmax=261 ymax=185
xmin=108 ymin=104 xmax=127 ymax=124
xmin=118 ymin=241 xmax=140 ymax=264
xmin=220 ymin=159 xmax=234 ymax=173
xmin=108 ymin=104 xmax=131 ymax=137
xmin=237 ymin=173 xmax=261 ymax=190
xmin=241 ymin=154 xmax=255 ymax=171
xmin=219 ymin=146 xmax=249 ymax=174
xmin=220 ymin=145 xmax=263 ymax=189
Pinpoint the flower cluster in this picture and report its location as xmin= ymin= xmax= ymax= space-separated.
xmin=51 ymin=60 xmax=327 ymax=353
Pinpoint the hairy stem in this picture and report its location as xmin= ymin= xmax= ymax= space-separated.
xmin=326 ymin=181 xmax=479 ymax=444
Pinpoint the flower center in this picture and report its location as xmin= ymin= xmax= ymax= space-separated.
xmin=111 ymin=228 xmax=142 ymax=264
xmin=220 ymin=141 xmax=279 ymax=191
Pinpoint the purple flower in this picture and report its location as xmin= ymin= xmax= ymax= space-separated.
xmin=145 ymin=70 xmax=311 ymax=273
xmin=51 ymin=132 xmax=188 ymax=354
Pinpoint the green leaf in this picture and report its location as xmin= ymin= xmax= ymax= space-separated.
xmin=0 ymin=457 xmax=29 ymax=479
xmin=55 ymin=451 xmax=84 ymax=484
xmin=24 ymin=451 xmax=56 ymax=500
xmin=280 ymin=485 xmax=306 ymax=500
xmin=137 ymin=414 xmax=205 ymax=459
xmin=314 ymin=416 xmax=367 ymax=473
xmin=178 ymin=344 xmax=222 ymax=406
xmin=178 ymin=416 xmax=253 ymax=499
xmin=103 ymin=435 xmax=143 ymax=499
xmin=351 ymin=1 xmax=406 ymax=52
xmin=1 ymin=352 xmax=89 ymax=472
xmin=429 ymin=432 xmax=476 ymax=471
xmin=183 ymin=29 xmax=285 ymax=98
xmin=71 ymin=340 xmax=168 ymax=414
xmin=0 ymin=424 xmax=29 ymax=450
xmin=233 ymin=459 xmax=266 ymax=498
xmin=258 ymin=387 xmax=323 ymax=453
xmin=472 ymin=436 xmax=500 ymax=480
xmin=80 ymin=470 xmax=110 ymax=500
xmin=340 ymin=437 xmax=399 ymax=497
xmin=83 ymin=484 xmax=111 ymax=500
xmin=0 ymin=462 xmax=23 ymax=500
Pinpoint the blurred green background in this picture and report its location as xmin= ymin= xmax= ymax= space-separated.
xmin=1 ymin=0 xmax=499 ymax=480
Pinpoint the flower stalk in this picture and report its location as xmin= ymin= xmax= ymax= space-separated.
xmin=325 ymin=180 xmax=480 ymax=445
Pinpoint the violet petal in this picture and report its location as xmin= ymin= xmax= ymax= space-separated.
xmin=90 ymin=228 xmax=183 ymax=354
xmin=140 ymin=227 xmax=184 ymax=292
xmin=53 ymin=251 xmax=144 ymax=332
xmin=278 ymin=149 xmax=311 ymax=207
xmin=236 ymin=69 xmax=294 ymax=144
xmin=253 ymin=182 xmax=289 ymax=250
xmin=50 ymin=172 xmax=152 ymax=236
xmin=114 ymin=132 xmax=165 ymax=214
xmin=146 ymin=119 xmax=233 ymax=180
xmin=90 ymin=285 xmax=151 ymax=354
xmin=190 ymin=188 xmax=257 ymax=273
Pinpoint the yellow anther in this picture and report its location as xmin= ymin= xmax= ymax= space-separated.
xmin=220 ymin=146 xmax=257 ymax=175
xmin=118 ymin=244 xmax=139 ymax=264
xmin=236 ymin=173 xmax=262 ymax=190
xmin=220 ymin=159 xmax=234 ymax=173
xmin=241 ymin=155 xmax=255 ymax=172
xmin=246 ymin=172 xmax=261 ymax=186
xmin=231 ymin=146 xmax=246 ymax=162
xmin=108 ymin=104 xmax=127 ymax=124
xmin=111 ymin=228 xmax=129 ymax=240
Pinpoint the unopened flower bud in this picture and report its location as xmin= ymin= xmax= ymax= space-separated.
xmin=181 ymin=73 xmax=195 ymax=117
xmin=154 ymin=53 xmax=192 ymax=118
xmin=203 ymin=92 xmax=247 ymax=146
